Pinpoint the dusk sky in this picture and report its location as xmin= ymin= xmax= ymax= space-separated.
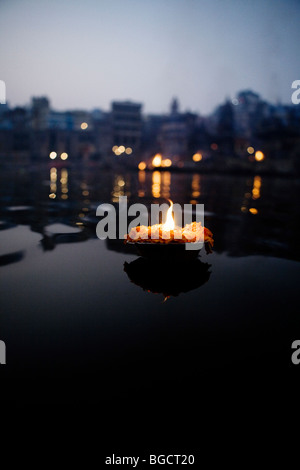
xmin=0 ymin=0 xmax=299 ymax=115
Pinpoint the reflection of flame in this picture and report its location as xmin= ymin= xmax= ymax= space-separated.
xmin=162 ymin=199 xmax=175 ymax=231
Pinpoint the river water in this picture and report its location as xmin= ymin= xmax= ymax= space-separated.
xmin=0 ymin=166 xmax=299 ymax=403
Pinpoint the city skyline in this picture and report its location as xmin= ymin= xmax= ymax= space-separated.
xmin=1 ymin=86 xmax=296 ymax=116
xmin=0 ymin=0 xmax=299 ymax=115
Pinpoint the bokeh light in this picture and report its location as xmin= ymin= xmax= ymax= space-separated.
xmin=138 ymin=161 xmax=146 ymax=170
xmin=255 ymin=150 xmax=265 ymax=161
xmin=193 ymin=153 xmax=202 ymax=162
xmin=162 ymin=158 xmax=172 ymax=167
xmin=249 ymin=207 xmax=258 ymax=215
xmin=152 ymin=154 xmax=162 ymax=167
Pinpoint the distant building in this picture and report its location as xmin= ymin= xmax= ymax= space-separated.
xmin=216 ymin=100 xmax=235 ymax=155
xmin=69 ymin=110 xmax=92 ymax=131
xmin=48 ymin=111 xmax=73 ymax=130
xmin=111 ymin=101 xmax=142 ymax=153
xmin=159 ymin=120 xmax=188 ymax=158
xmin=158 ymin=98 xmax=189 ymax=159
xmin=233 ymin=90 xmax=264 ymax=139
xmin=93 ymin=111 xmax=112 ymax=159
xmin=170 ymin=97 xmax=179 ymax=116
xmin=31 ymin=97 xmax=50 ymax=130
xmin=141 ymin=114 xmax=165 ymax=158
xmin=1 ymin=91 xmax=299 ymax=172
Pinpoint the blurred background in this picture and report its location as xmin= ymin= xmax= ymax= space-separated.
xmin=0 ymin=0 xmax=300 ymax=403
xmin=0 ymin=0 xmax=300 ymax=174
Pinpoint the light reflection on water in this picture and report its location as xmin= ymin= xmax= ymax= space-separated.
xmin=49 ymin=167 xmax=69 ymax=200
xmin=0 ymin=167 xmax=300 ymax=393
xmin=0 ymin=167 xmax=300 ymax=261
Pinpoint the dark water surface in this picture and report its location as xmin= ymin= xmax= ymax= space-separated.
xmin=0 ymin=166 xmax=299 ymax=403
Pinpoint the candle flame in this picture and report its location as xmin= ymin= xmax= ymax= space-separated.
xmin=162 ymin=199 xmax=175 ymax=231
